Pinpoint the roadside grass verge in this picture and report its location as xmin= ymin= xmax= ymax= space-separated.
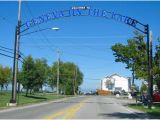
xmin=0 ymin=91 xmax=72 ymax=109
xmin=128 ymin=103 xmax=160 ymax=118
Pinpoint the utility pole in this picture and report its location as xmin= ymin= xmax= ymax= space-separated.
xmin=149 ymin=31 xmax=153 ymax=98
xmin=56 ymin=49 xmax=60 ymax=95
xmin=10 ymin=0 xmax=22 ymax=104
xmin=74 ymin=66 xmax=77 ymax=95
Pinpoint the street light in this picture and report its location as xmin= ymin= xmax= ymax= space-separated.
xmin=21 ymin=27 xmax=60 ymax=36
xmin=10 ymin=26 xmax=60 ymax=105
xmin=52 ymin=27 xmax=60 ymax=31
xmin=9 ymin=1 xmax=60 ymax=105
xmin=10 ymin=0 xmax=22 ymax=105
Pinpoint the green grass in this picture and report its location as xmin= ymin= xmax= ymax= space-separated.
xmin=0 ymin=91 xmax=70 ymax=109
xmin=128 ymin=103 xmax=160 ymax=118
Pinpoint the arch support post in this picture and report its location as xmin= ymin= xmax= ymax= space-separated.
xmin=9 ymin=0 xmax=22 ymax=106
xmin=146 ymin=24 xmax=153 ymax=109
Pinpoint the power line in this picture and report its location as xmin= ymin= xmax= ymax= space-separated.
xmin=84 ymin=78 xmax=101 ymax=81
xmin=21 ymin=8 xmax=53 ymax=60
xmin=62 ymin=51 xmax=109 ymax=62
xmin=25 ymin=3 xmax=57 ymax=51
xmin=19 ymin=52 xmax=26 ymax=59
xmin=0 ymin=52 xmax=14 ymax=59
xmin=53 ymin=73 xmax=101 ymax=80
xmin=0 ymin=46 xmax=25 ymax=64
xmin=0 ymin=45 xmax=13 ymax=51
xmin=0 ymin=52 xmax=24 ymax=64
xmin=22 ymin=2 xmax=58 ymax=61
xmin=0 ymin=45 xmax=25 ymax=58
xmin=23 ymin=3 xmax=113 ymax=64
xmin=0 ymin=48 xmax=14 ymax=54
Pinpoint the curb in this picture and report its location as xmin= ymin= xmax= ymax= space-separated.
xmin=0 ymin=96 xmax=78 ymax=113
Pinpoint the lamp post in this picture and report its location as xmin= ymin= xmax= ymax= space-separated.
xmin=10 ymin=26 xmax=60 ymax=105
xmin=150 ymin=31 xmax=153 ymax=99
xmin=9 ymin=0 xmax=60 ymax=105
xmin=20 ymin=27 xmax=60 ymax=36
xmin=145 ymin=25 xmax=153 ymax=108
xmin=10 ymin=0 xmax=22 ymax=104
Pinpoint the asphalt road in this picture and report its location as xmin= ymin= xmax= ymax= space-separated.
xmin=0 ymin=96 xmax=153 ymax=119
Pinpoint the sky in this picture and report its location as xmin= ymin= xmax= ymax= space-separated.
xmin=0 ymin=1 xmax=160 ymax=92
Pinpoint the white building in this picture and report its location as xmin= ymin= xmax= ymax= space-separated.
xmin=101 ymin=74 xmax=131 ymax=92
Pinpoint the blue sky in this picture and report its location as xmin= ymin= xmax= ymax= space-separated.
xmin=0 ymin=1 xmax=160 ymax=91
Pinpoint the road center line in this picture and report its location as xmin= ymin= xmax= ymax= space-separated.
xmin=63 ymin=99 xmax=88 ymax=119
xmin=44 ymin=98 xmax=89 ymax=120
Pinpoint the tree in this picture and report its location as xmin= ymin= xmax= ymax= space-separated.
xmin=21 ymin=55 xmax=49 ymax=95
xmin=18 ymin=55 xmax=83 ymax=95
xmin=34 ymin=58 xmax=49 ymax=92
xmin=62 ymin=62 xmax=83 ymax=95
xmin=3 ymin=66 xmax=12 ymax=91
xmin=153 ymin=38 xmax=160 ymax=90
xmin=140 ymin=82 xmax=147 ymax=94
xmin=0 ymin=65 xmax=12 ymax=91
xmin=111 ymin=42 xmax=137 ymax=84
xmin=111 ymin=31 xmax=147 ymax=83
xmin=49 ymin=61 xmax=83 ymax=95
xmin=17 ymin=69 xmax=24 ymax=93
xmin=47 ymin=62 xmax=58 ymax=92
xmin=21 ymin=55 xmax=35 ymax=96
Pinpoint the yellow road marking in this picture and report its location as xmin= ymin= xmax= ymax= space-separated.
xmin=46 ymin=111 xmax=65 ymax=120
xmin=63 ymin=100 xmax=87 ymax=119
xmin=45 ymin=98 xmax=89 ymax=120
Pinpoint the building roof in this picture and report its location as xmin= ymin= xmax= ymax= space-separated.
xmin=103 ymin=73 xmax=129 ymax=80
xmin=110 ymin=73 xmax=121 ymax=78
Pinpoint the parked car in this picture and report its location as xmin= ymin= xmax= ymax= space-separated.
xmin=113 ymin=91 xmax=121 ymax=95
xmin=153 ymin=91 xmax=160 ymax=102
xmin=85 ymin=93 xmax=91 ymax=95
xmin=113 ymin=90 xmax=128 ymax=96
xmin=131 ymin=91 xmax=138 ymax=97
xmin=137 ymin=93 xmax=149 ymax=105
xmin=137 ymin=91 xmax=160 ymax=103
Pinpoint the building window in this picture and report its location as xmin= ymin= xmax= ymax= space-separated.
xmin=107 ymin=84 xmax=114 ymax=90
xmin=106 ymin=80 xmax=114 ymax=90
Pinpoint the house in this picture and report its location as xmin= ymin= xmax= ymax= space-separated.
xmin=101 ymin=74 xmax=131 ymax=92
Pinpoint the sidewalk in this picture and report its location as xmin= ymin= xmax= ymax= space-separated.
xmin=113 ymin=95 xmax=136 ymax=105
xmin=113 ymin=96 xmax=160 ymax=119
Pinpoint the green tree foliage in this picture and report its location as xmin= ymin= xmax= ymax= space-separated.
xmin=140 ymin=82 xmax=148 ymax=93
xmin=153 ymin=38 xmax=160 ymax=90
xmin=0 ymin=65 xmax=12 ymax=91
xmin=112 ymin=32 xmax=160 ymax=91
xmin=15 ymin=55 xmax=83 ymax=95
xmin=111 ymin=31 xmax=147 ymax=82
xmin=47 ymin=61 xmax=60 ymax=92
xmin=21 ymin=55 xmax=35 ymax=96
xmin=3 ymin=66 xmax=12 ymax=91
xmin=49 ymin=61 xmax=83 ymax=95
xmin=34 ymin=58 xmax=49 ymax=91
xmin=20 ymin=55 xmax=49 ymax=96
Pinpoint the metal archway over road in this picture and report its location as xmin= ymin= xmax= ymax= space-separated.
xmin=23 ymin=7 xmax=148 ymax=34
xmin=22 ymin=6 xmax=152 ymax=104
xmin=12 ymin=4 xmax=153 ymax=108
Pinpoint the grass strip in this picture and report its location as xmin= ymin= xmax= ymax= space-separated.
xmin=128 ymin=103 xmax=160 ymax=118
xmin=0 ymin=91 xmax=72 ymax=109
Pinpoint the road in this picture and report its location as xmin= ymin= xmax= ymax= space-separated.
xmin=0 ymin=96 xmax=152 ymax=119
